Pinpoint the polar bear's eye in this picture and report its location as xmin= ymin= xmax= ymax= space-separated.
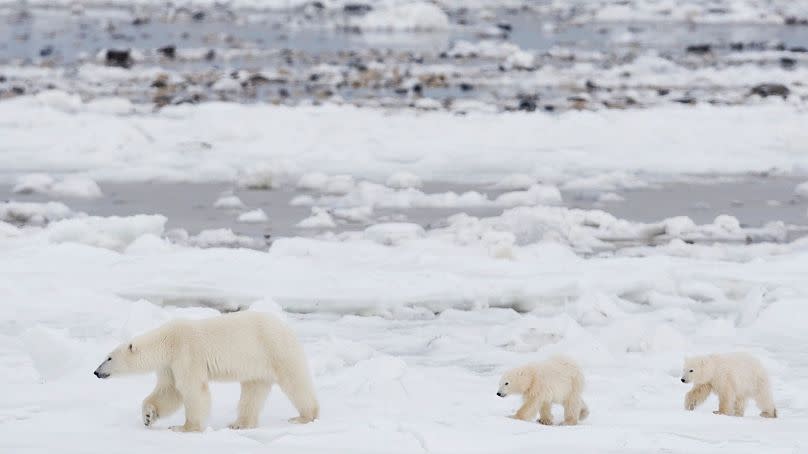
xmin=689 ymin=369 xmax=694 ymax=373
xmin=107 ymin=357 xmax=111 ymax=361
xmin=504 ymin=382 xmax=509 ymax=386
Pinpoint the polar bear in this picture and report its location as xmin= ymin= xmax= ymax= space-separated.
xmin=497 ymin=355 xmax=589 ymax=425
xmin=681 ymin=352 xmax=776 ymax=418
xmin=94 ymin=311 xmax=319 ymax=432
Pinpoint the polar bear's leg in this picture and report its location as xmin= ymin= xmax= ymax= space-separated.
xmin=713 ymin=386 xmax=734 ymax=416
xmin=578 ymin=400 xmax=590 ymax=421
xmin=537 ymin=401 xmax=553 ymax=425
xmin=142 ymin=369 xmax=182 ymax=427
xmin=755 ymin=387 xmax=777 ymax=418
xmin=229 ymin=380 xmax=272 ymax=429
xmin=684 ymin=383 xmax=712 ymax=411
xmin=510 ymin=396 xmax=539 ymax=422
xmin=277 ymin=374 xmax=319 ymax=424
xmin=733 ymin=396 xmax=746 ymax=417
xmin=171 ymin=378 xmax=211 ymax=432
xmin=563 ymin=397 xmax=583 ymax=425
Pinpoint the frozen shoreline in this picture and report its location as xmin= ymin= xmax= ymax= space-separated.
xmin=2 ymin=94 xmax=807 ymax=185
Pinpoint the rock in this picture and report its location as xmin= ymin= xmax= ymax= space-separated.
xmin=785 ymin=17 xmax=808 ymax=26
xmin=780 ymin=57 xmax=796 ymax=69
xmin=790 ymin=46 xmax=807 ymax=53
xmin=39 ymin=46 xmax=54 ymax=57
xmin=517 ymin=95 xmax=537 ymax=112
xmin=344 ymin=3 xmax=372 ymax=14
xmin=686 ymin=44 xmax=711 ymax=54
xmin=750 ymin=83 xmax=790 ymax=98
xmin=673 ymin=96 xmax=696 ymax=104
xmin=105 ymin=49 xmax=132 ymax=68
xmin=459 ymin=82 xmax=474 ymax=91
xmin=496 ymin=23 xmax=512 ymax=32
xmin=157 ymin=45 xmax=176 ymax=59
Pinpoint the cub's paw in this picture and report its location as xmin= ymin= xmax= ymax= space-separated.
xmin=288 ymin=416 xmax=314 ymax=424
xmin=170 ymin=424 xmax=202 ymax=433
xmin=142 ymin=404 xmax=158 ymax=427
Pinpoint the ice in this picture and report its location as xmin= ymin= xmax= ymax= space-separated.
xmin=13 ymin=174 xmax=103 ymax=199
xmin=363 ymin=222 xmax=425 ymax=246
xmin=213 ymin=195 xmax=246 ymax=209
xmin=297 ymin=208 xmax=337 ymax=229
xmin=45 ymin=215 xmax=167 ymax=252
xmin=0 ymin=201 xmax=74 ymax=226
xmin=354 ymin=2 xmax=450 ymax=31
xmin=237 ymin=209 xmax=269 ymax=223
xmin=385 ymin=172 xmax=423 ymax=189
xmin=187 ymin=228 xmax=263 ymax=249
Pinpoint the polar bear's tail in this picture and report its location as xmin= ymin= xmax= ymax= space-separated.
xmin=579 ymin=401 xmax=589 ymax=421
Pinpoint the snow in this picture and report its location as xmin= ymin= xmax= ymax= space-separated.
xmin=1 ymin=206 xmax=807 ymax=452
xmin=3 ymin=4 xmax=808 ymax=449
xmin=2 ymin=95 xmax=808 ymax=185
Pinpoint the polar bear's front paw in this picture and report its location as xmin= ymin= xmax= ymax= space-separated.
xmin=685 ymin=401 xmax=696 ymax=411
xmin=538 ymin=417 xmax=553 ymax=426
xmin=228 ymin=420 xmax=257 ymax=430
xmin=142 ymin=404 xmax=158 ymax=427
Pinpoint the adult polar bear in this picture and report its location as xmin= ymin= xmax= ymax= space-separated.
xmin=94 ymin=311 xmax=319 ymax=432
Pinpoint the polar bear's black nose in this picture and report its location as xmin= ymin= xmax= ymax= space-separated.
xmin=94 ymin=371 xmax=101 ymax=378
xmin=497 ymin=392 xmax=504 ymax=397
xmin=681 ymin=378 xmax=686 ymax=383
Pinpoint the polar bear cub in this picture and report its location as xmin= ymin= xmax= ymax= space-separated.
xmin=497 ymin=355 xmax=589 ymax=425
xmin=681 ymin=352 xmax=776 ymax=418
xmin=94 ymin=311 xmax=319 ymax=432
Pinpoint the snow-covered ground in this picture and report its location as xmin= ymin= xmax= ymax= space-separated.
xmin=2 ymin=0 xmax=808 ymax=452
xmin=1 ymin=209 xmax=807 ymax=453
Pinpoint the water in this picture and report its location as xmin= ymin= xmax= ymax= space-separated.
xmin=3 ymin=176 xmax=807 ymax=243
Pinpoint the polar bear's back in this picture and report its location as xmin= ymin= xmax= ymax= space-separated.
xmin=529 ymin=355 xmax=585 ymax=403
xmin=710 ymin=352 xmax=769 ymax=396
xmin=183 ymin=311 xmax=305 ymax=383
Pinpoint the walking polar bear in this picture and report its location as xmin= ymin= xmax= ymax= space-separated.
xmin=681 ymin=352 xmax=776 ymax=418
xmin=94 ymin=311 xmax=319 ymax=432
xmin=497 ymin=355 xmax=589 ymax=425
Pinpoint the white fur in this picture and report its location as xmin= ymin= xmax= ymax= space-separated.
xmin=681 ymin=352 xmax=776 ymax=418
xmin=497 ymin=355 xmax=589 ymax=425
xmin=94 ymin=311 xmax=319 ymax=432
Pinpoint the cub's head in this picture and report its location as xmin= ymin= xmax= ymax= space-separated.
xmin=681 ymin=356 xmax=710 ymax=385
xmin=497 ymin=367 xmax=532 ymax=397
xmin=94 ymin=342 xmax=141 ymax=379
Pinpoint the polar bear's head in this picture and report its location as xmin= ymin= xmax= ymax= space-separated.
xmin=94 ymin=330 xmax=172 ymax=379
xmin=497 ymin=367 xmax=532 ymax=397
xmin=681 ymin=356 xmax=711 ymax=384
